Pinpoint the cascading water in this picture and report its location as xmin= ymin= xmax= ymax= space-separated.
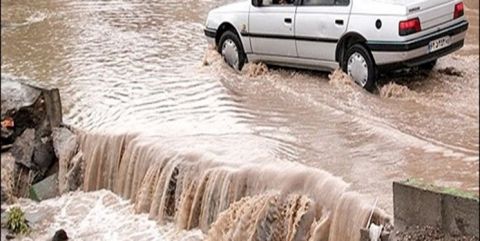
xmin=79 ymin=132 xmax=390 ymax=241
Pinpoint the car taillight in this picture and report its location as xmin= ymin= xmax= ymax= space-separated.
xmin=454 ymin=2 xmax=464 ymax=19
xmin=399 ymin=18 xmax=421 ymax=36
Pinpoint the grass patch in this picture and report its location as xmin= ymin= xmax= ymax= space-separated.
xmin=403 ymin=178 xmax=479 ymax=201
xmin=5 ymin=206 xmax=30 ymax=235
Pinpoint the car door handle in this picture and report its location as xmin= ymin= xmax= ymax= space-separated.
xmin=335 ymin=19 xmax=344 ymax=25
xmin=284 ymin=18 xmax=292 ymax=24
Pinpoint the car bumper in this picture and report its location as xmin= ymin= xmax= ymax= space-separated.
xmin=204 ymin=28 xmax=216 ymax=45
xmin=368 ymin=20 xmax=468 ymax=69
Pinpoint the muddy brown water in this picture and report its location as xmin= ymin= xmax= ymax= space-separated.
xmin=1 ymin=0 xmax=479 ymax=240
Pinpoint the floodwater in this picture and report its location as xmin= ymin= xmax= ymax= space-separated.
xmin=1 ymin=0 xmax=479 ymax=239
xmin=7 ymin=190 xmax=204 ymax=241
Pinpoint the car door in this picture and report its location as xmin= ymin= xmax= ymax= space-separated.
xmin=248 ymin=0 xmax=298 ymax=57
xmin=295 ymin=0 xmax=352 ymax=61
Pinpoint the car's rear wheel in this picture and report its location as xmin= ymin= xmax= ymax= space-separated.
xmin=218 ymin=30 xmax=246 ymax=71
xmin=342 ymin=44 xmax=377 ymax=92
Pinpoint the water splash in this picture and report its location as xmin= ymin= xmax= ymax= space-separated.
xmin=378 ymin=82 xmax=415 ymax=99
xmin=328 ymin=69 xmax=355 ymax=87
xmin=243 ymin=62 xmax=269 ymax=78
xmin=9 ymin=190 xmax=204 ymax=241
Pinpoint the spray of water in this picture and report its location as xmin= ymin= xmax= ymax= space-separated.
xmin=378 ymin=82 xmax=415 ymax=99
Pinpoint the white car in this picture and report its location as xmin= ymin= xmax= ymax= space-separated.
xmin=204 ymin=0 xmax=468 ymax=91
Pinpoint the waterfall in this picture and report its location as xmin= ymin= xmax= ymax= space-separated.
xmin=79 ymin=132 xmax=390 ymax=241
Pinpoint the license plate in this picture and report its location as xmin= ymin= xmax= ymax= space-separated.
xmin=428 ymin=36 xmax=451 ymax=53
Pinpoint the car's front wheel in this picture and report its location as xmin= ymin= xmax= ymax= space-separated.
xmin=342 ymin=44 xmax=377 ymax=92
xmin=218 ymin=30 xmax=246 ymax=71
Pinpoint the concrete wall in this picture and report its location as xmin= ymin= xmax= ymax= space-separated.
xmin=393 ymin=181 xmax=479 ymax=238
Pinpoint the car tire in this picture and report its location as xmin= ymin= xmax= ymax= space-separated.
xmin=342 ymin=44 xmax=377 ymax=92
xmin=418 ymin=59 xmax=437 ymax=71
xmin=218 ymin=30 xmax=246 ymax=71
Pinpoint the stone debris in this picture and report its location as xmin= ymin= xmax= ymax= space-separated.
xmin=29 ymin=173 xmax=59 ymax=201
xmin=1 ymin=79 xmax=64 ymax=201
xmin=52 ymin=229 xmax=69 ymax=241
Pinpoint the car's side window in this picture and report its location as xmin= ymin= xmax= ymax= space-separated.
xmin=302 ymin=0 xmax=349 ymax=6
xmin=258 ymin=0 xmax=295 ymax=6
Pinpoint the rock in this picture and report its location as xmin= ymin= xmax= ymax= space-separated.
xmin=11 ymin=129 xmax=35 ymax=168
xmin=52 ymin=229 xmax=68 ymax=241
xmin=0 ymin=79 xmax=41 ymax=119
xmin=52 ymin=128 xmax=77 ymax=160
xmin=1 ymin=126 xmax=14 ymax=144
xmin=29 ymin=173 xmax=59 ymax=201
xmin=5 ymin=234 xmax=15 ymax=240
xmin=52 ymin=127 xmax=78 ymax=194
xmin=33 ymin=138 xmax=56 ymax=175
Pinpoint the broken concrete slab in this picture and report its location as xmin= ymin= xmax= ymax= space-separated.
xmin=393 ymin=180 xmax=479 ymax=239
xmin=29 ymin=173 xmax=59 ymax=201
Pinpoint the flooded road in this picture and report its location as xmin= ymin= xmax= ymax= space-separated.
xmin=1 ymin=0 xmax=479 ymax=237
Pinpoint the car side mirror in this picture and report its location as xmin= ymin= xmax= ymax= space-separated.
xmin=252 ymin=0 xmax=262 ymax=7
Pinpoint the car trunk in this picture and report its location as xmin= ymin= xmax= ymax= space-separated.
xmin=406 ymin=0 xmax=459 ymax=30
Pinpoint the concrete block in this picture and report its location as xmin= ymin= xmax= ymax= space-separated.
xmin=393 ymin=180 xmax=479 ymax=238
xmin=442 ymin=193 xmax=479 ymax=237
xmin=393 ymin=181 xmax=442 ymax=229
xmin=29 ymin=173 xmax=59 ymax=201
